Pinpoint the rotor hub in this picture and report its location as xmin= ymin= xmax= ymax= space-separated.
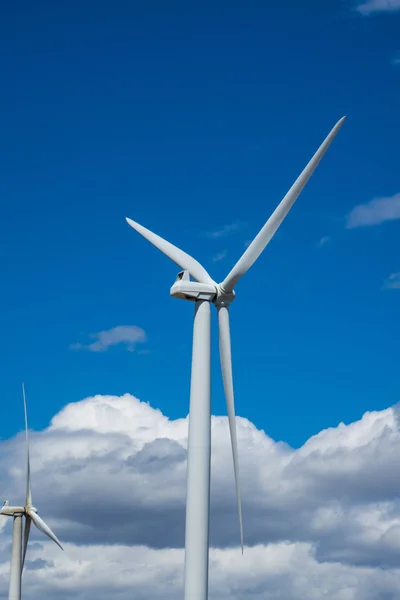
xmin=214 ymin=284 xmax=235 ymax=307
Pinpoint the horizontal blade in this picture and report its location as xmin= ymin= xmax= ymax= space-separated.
xmin=21 ymin=515 xmax=31 ymax=571
xmin=221 ymin=116 xmax=346 ymax=292
xmin=217 ymin=304 xmax=244 ymax=552
xmin=22 ymin=383 xmax=32 ymax=507
xmin=28 ymin=510 xmax=63 ymax=551
xmin=126 ymin=218 xmax=214 ymax=285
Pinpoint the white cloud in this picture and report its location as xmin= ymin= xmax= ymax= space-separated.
xmin=2 ymin=540 xmax=399 ymax=600
xmin=70 ymin=326 xmax=147 ymax=352
xmin=356 ymin=0 xmax=400 ymax=15
xmin=2 ymin=394 xmax=400 ymax=598
xmin=205 ymin=222 xmax=241 ymax=239
xmin=382 ymin=272 xmax=400 ymax=289
xmin=346 ymin=193 xmax=400 ymax=228
xmin=212 ymin=250 xmax=228 ymax=263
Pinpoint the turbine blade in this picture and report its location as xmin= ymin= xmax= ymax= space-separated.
xmin=221 ymin=116 xmax=346 ymax=292
xmin=22 ymin=383 xmax=32 ymax=507
xmin=21 ymin=515 xmax=31 ymax=571
xmin=217 ymin=304 xmax=243 ymax=552
xmin=28 ymin=510 xmax=63 ymax=551
xmin=126 ymin=218 xmax=214 ymax=284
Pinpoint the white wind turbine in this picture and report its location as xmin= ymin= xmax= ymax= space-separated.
xmin=126 ymin=116 xmax=345 ymax=600
xmin=0 ymin=383 xmax=63 ymax=600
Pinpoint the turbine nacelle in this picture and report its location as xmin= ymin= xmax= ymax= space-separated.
xmin=0 ymin=503 xmax=25 ymax=517
xmin=170 ymin=270 xmax=236 ymax=306
xmin=170 ymin=270 xmax=217 ymax=302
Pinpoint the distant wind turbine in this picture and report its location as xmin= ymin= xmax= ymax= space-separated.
xmin=1 ymin=383 xmax=63 ymax=600
xmin=126 ymin=116 xmax=345 ymax=600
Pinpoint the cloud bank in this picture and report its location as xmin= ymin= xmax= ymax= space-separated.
xmin=1 ymin=393 xmax=400 ymax=598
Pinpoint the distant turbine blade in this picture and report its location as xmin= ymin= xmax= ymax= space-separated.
xmin=22 ymin=382 xmax=32 ymax=507
xmin=27 ymin=510 xmax=63 ymax=551
xmin=217 ymin=304 xmax=243 ymax=553
xmin=221 ymin=116 xmax=346 ymax=292
xmin=21 ymin=515 xmax=31 ymax=571
xmin=126 ymin=218 xmax=215 ymax=284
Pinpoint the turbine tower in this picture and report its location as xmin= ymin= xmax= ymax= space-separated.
xmin=126 ymin=116 xmax=345 ymax=600
xmin=0 ymin=383 xmax=63 ymax=600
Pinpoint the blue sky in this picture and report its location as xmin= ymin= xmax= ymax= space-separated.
xmin=0 ymin=0 xmax=398 ymax=448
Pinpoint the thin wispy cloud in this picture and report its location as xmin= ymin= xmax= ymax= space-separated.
xmin=212 ymin=250 xmax=228 ymax=263
xmin=356 ymin=0 xmax=400 ymax=15
xmin=71 ymin=326 xmax=147 ymax=352
xmin=346 ymin=193 xmax=400 ymax=228
xmin=317 ymin=236 xmax=331 ymax=248
xmin=204 ymin=222 xmax=241 ymax=239
xmin=392 ymin=56 xmax=400 ymax=66
xmin=382 ymin=272 xmax=400 ymax=289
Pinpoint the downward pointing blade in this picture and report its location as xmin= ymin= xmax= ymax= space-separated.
xmin=28 ymin=510 xmax=64 ymax=551
xmin=21 ymin=515 xmax=31 ymax=571
xmin=217 ymin=305 xmax=244 ymax=552
xmin=126 ymin=218 xmax=215 ymax=285
xmin=22 ymin=383 xmax=32 ymax=507
xmin=221 ymin=116 xmax=346 ymax=292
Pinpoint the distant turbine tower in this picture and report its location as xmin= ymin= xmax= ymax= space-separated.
xmin=126 ymin=117 xmax=345 ymax=600
xmin=0 ymin=383 xmax=63 ymax=600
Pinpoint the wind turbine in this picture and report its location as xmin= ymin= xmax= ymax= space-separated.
xmin=126 ymin=116 xmax=345 ymax=600
xmin=0 ymin=383 xmax=63 ymax=600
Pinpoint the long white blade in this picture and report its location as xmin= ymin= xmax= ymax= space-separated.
xmin=126 ymin=218 xmax=215 ymax=285
xmin=217 ymin=305 xmax=243 ymax=552
xmin=28 ymin=510 xmax=64 ymax=551
xmin=221 ymin=116 xmax=346 ymax=292
xmin=22 ymin=382 xmax=32 ymax=507
xmin=21 ymin=515 xmax=31 ymax=571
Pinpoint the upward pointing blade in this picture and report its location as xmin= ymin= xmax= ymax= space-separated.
xmin=126 ymin=218 xmax=215 ymax=285
xmin=27 ymin=510 xmax=64 ymax=551
xmin=221 ymin=116 xmax=346 ymax=292
xmin=217 ymin=305 xmax=243 ymax=552
xmin=21 ymin=515 xmax=31 ymax=571
xmin=22 ymin=383 xmax=32 ymax=507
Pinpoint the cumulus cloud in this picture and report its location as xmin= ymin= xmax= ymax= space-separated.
xmin=356 ymin=0 xmax=400 ymax=14
xmin=2 ymin=393 xmax=400 ymax=598
xmin=382 ymin=272 xmax=400 ymax=289
xmin=346 ymin=193 xmax=400 ymax=228
xmin=70 ymin=326 xmax=147 ymax=352
xmin=2 ymin=540 xmax=400 ymax=600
